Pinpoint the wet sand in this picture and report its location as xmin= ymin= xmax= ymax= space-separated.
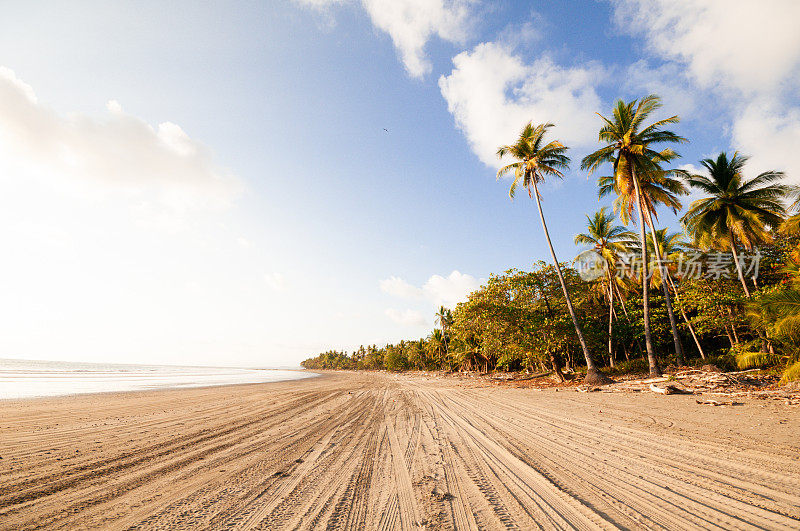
xmin=1 ymin=371 xmax=799 ymax=529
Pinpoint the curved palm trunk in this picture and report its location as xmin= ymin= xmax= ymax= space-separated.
xmin=548 ymin=349 xmax=566 ymax=383
xmin=643 ymin=209 xmax=685 ymax=366
xmin=727 ymin=231 xmax=770 ymax=352
xmin=728 ymin=229 xmax=752 ymax=298
xmin=631 ymin=166 xmax=661 ymax=377
xmin=607 ymin=277 xmax=615 ymax=368
xmin=442 ymin=325 xmax=449 ymax=368
xmin=611 ymin=280 xmax=646 ymax=358
xmin=665 ymin=274 xmax=706 ymax=360
xmin=531 ymin=180 xmax=607 ymax=384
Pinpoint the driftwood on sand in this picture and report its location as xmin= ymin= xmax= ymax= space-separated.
xmin=649 ymin=383 xmax=694 ymax=395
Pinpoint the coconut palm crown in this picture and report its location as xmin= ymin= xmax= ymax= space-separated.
xmin=681 ymin=152 xmax=787 ymax=251
xmin=497 ymin=122 xmax=570 ymax=198
xmin=574 ymin=207 xmax=634 ymax=264
xmin=597 ymin=168 xmax=687 ymax=225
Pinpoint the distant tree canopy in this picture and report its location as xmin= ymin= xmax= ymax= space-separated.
xmin=302 ymin=234 xmax=800 ymax=383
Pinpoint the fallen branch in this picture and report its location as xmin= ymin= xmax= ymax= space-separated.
xmin=641 ymin=377 xmax=669 ymax=384
xmin=723 ymin=368 xmax=765 ymax=376
xmin=513 ymin=371 xmax=552 ymax=381
xmin=650 ymin=383 xmax=694 ymax=395
xmin=696 ymin=399 xmax=743 ymax=406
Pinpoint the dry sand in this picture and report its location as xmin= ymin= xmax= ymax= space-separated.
xmin=1 ymin=371 xmax=799 ymax=529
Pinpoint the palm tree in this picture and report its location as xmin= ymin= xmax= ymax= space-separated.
xmin=645 ymin=228 xmax=706 ymax=359
xmin=498 ymin=122 xmax=608 ymax=384
xmin=601 ymin=167 xmax=688 ymax=367
xmin=574 ymin=208 xmax=634 ymax=366
xmin=681 ymin=152 xmax=788 ymax=298
xmin=435 ymin=306 xmax=453 ymax=367
xmin=428 ymin=329 xmax=447 ymax=369
xmin=742 ymin=289 xmax=800 ymax=383
xmin=435 ymin=304 xmax=452 ymax=339
xmin=582 ymin=95 xmax=687 ymax=376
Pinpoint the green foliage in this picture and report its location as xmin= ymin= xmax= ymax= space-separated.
xmin=384 ymin=346 xmax=409 ymax=372
xmin=736 ymin=351 xmax=781 ymax=370
xmin=680 ymin=152 xmax=787 ymax=251
xmin=781 ymin=361 xmax=800 ymax=383
xmin=745 ymin=286 xmax=800 ymax=382
xmin=496 ymin=122 xmax=569 ymax=199
xmin=697 ymin=354 xmax=738 ymax=372
xmin=301 ymin=236 xmax=798 ymax=380
xmin=602 ymin=358 xmax=649 ymax=375
xmin=301 ymin=349 xmax=357 ymax=370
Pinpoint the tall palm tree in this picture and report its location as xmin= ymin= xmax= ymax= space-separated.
xmin=575 ymin=208 xmax=634 ymax=366
xmin=681 ymin=152 xmax=788 ymax=298
xmin=435 ymin=306 xmax=453 ymax=362
xmin=607 ymin=168 xmax=688 ymax=366
xmin=498 ymin=122 xmax=608 ymax=384
xmin=646 ymin=228 xmax=706 ymax=359
xmin=582 ymin=95 xmax=687 ymax=376
xmin=428 ymin=329 xmax=447 ymax=369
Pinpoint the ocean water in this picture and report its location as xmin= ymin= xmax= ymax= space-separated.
xmin=0 ymin=358 xmax=317 ymax=400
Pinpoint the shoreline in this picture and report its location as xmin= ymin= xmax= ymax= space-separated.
xmin=2 ymin=371 xmax=798 ymax=528
xmin=0 ymin=371 xmax=321 ymax=405
xmin=0 ymin=358 xmax=318 ymax=401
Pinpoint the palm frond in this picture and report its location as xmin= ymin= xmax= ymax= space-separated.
xmin=736 ymin=351 xmax=781 ymax=370
xmin=781 ymin=361 xmax=800 ymax=384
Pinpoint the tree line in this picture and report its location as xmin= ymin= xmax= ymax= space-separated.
xmin=302 ymin=95 xmax=800 ymax=385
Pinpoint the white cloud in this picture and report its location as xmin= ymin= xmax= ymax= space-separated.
xmin=677 ymin=163 xmax=703 ymax=175
xmin=294 ymin=0 xmax=347 ymax=7
xmin=361 ymin=0 xmax=475 ymax=78
xmin=496 ymin=13 xmax=544 ymax=50
xmin=611 ymin=1 xmax=800 ymax=189
xmin=732 ymin=99 xmax=800 ymax=185
xmin=438 ymin=42 xmax=604 ymax=167
xmin=422 ymin=270 xmax=481 ymax=307
xmin=379 ymin=275 xmax=424 ymax=299
xmin=264 ymin=272 xmax=287 ymax=291
xmin=384 ymin=308 xmax=427 ymax=327
xmin=0 ymin=66 xmax=239 ymax=212
xmin=623 ymin=60 xmax=698 ymax=117
xmin=380 ymin=269 xmax=482 ymax=308
xmin=293 ymin=0 xmax=476 ymax=78
xmin=611 ymin=0 xmax=800 ymax=97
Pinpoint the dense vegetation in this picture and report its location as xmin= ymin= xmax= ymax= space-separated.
xmin=302 ymin=95 xmax=800 ymax=384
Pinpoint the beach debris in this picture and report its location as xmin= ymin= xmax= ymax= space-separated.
xmin=511 ymin=371 xmax=552 ymax=381
xmin=696 ymin=399 xmax=743 ymax=406
xmin=577 ymin=386 xmax=601 ymax=393
xmin=604 ymin=368 xmax=790 ymax=397
xmin=431 ymin=486 xmax=454 ymax=501
xmin=650 ymin=383 xmax=693 ymax=395
xmin=641 ymin=376 xmax=669 ymax=384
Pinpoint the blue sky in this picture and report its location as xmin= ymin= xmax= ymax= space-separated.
xmin=1 ymin=1 xmax=799 ymax=367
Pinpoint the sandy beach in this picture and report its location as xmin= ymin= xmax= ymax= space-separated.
xmin=1 ymin=371 xmax=799 ymax=529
